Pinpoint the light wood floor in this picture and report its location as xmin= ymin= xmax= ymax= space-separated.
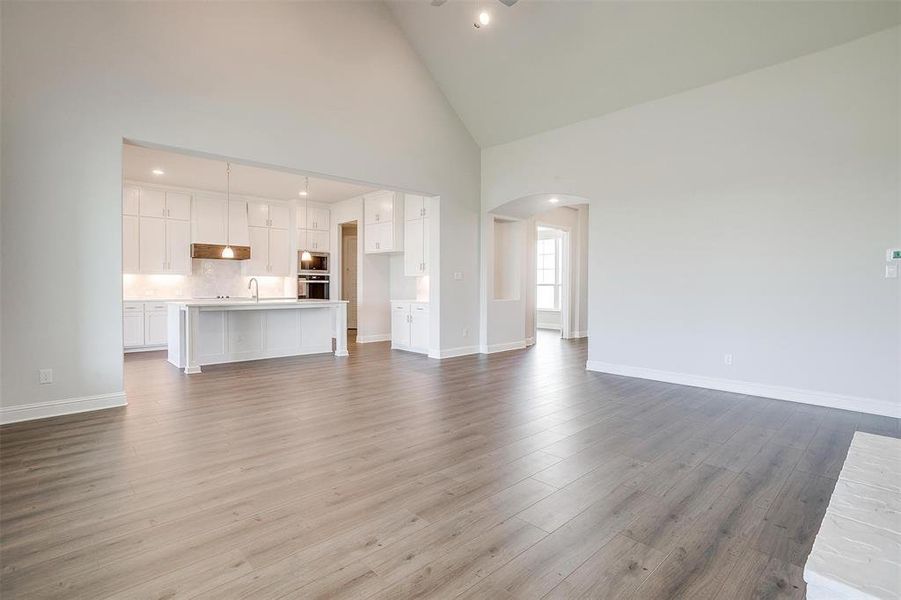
xmin=1 ymin=331 xmax=897 ymax=599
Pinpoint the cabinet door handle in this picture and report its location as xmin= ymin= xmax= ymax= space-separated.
xmin=375 ymin=214 xmax=380 ymax=222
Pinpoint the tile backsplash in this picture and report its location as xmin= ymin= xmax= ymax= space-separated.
xmin=124 ymin=260 xmax=295 ymax=300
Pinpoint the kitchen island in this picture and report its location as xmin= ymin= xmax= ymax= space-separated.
xmin=167 ymin=299 xmax=348 ymax=374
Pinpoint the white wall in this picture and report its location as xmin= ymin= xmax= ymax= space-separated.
xmin=1 ymin=1 xmax=480 ymax=419
xmin=483 ymin=28 xmax=900 ymax=416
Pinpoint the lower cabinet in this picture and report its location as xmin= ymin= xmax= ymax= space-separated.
xmin=390 ymin=301 xmax=429 ymax=354
xmin=124 ymin=301 xmax=169 ymax=351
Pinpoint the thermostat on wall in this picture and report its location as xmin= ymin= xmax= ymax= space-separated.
xmin=888 ymin=249 xmax=901 ymax=261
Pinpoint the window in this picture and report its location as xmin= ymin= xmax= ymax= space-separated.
xmin=537 ymin=236 xmax=561 ymax=310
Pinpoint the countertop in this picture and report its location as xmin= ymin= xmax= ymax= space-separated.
xmin=171 ymin=298 xmax=347 ymax=310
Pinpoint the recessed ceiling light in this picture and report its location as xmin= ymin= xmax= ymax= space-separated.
xmin=152 ymin=168 xmax=165 ymax=175
xmin=549 ymin=197 xmax=559 ymax=204
xmin=479 ymin=11 xmax=490 ymax=25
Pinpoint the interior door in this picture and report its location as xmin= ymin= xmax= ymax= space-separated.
xmin=342 ymin=233 xmax=358 ymax=329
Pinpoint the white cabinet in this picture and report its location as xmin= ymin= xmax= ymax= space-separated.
xmin=139 ymin=217 xmax=167 ymax=273
xmin=363 ymin=192 xmax=404 ymax=254
xmin=140 ymin=188 xmax=166 ymax=217
xmin=390 ymin=301 xmax=429 ymax=354
xmin=365 ymin=192 xmax=396 ymax=225
xmin=297 ymin=204 xmax=330 ymax=254
xmin=404 ymin=195 xmax=428 ymax=221
xmin=268 ymin=228 xmax=290 ymax=276
xmin=299 ymin=229 xmax=329 ymax=252
xmin=308 ymin=207 xmax=329 ymax=231
xmin=404 ymin=216 xmax=429 ymax=276
xmin=123 ymin=215 xmax=140 ymax=273
xmin=123 ymin=302 xmax=145 ymax=348
xmin=138 ymin=216 xmax=190 ymax=275
xmin=144 ymin=303 xmax=168 ymax=346
xmin=123 ymin=185 xmax=140 ymax=216
xmin=139 ymin=188 xmax=190 ymax=220
xmin=246 ymin=225 xmax=290 ymax=276
xmin=248 ymin=200 xmax=289 ymax=229
xmin=192 ymin=194 xmax=250 ymax=246
xmin=166 ymin=192 xmax=191 ymax=221
xmin=167 ymin=220 xmax=191 ymax=275
xmin=126 ymin=184 xmax=193 ymax=275
xmin=124 ymin=302 xmax=168 ymax=351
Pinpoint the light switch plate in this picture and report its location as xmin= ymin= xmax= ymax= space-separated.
xmin=886 ymin=265 xmax=898 ymax=279
xmin=453 ymin=272 xmax=463 ymax=280
xmin=39 ymin=369 xmax=53 ymax=384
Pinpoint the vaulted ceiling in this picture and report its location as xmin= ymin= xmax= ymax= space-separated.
xmin=387 ymin=1 xmax=900 ymax=147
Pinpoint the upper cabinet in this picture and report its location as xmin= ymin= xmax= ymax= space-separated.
xmin=192 ymin=193 xmax=250 ymax=247
xmin=123 ymin=184 xmax=191 ymax=275
xmin=247 ymin=199 xmax=289 ymax=229
xmin=296 ymin=203 xmax=330 ymax=253
xmin=139 ymin=188 xmax=190 ymax=220
xmin=403 ymin=195 xmax=430 ymax=276
xmin=363 ymin=192 xmax=404 ymax=254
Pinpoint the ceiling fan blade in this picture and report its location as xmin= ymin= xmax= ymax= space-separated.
xmin=497 ymin=0 xmax=518 ymax=5
xmin=430 ymin=0 xmax=448 ymax=5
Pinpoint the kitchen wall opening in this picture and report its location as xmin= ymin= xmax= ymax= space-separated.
xmin=120 ymin=141 xmax=439 ymax=381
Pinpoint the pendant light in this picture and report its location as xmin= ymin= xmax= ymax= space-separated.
xmin=221 ymin=161 xmax=235 ymax=259
xmin=300 ymin=176 xmax=312 ymax=263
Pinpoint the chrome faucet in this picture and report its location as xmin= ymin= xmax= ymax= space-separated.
xmin=248 ymin=277 xmax=259 ymax=303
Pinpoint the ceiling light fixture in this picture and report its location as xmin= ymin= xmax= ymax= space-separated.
xmin=152 ymin=168 xmax=165 ymax=175
xmin=549 ymin=197 xmax=559 ymax=204
xmin=221 ymin=162 xmax=234 ymax=259
xmin=299 ymin=176 xmax=309 ymax=197
xmin=478 ymin=11 xmax=490 ymax=26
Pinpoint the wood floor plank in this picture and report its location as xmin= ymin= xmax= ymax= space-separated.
xmin=0 ymin=330 xmax=890 ymax=599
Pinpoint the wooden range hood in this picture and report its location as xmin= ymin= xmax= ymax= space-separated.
xmin=190 ymin=243 xmax=251 ymax=260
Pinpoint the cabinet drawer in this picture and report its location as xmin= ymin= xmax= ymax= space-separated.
xmin=124 ymin=302 xmax=144 ymax=313
xmin=392 ymin=302 xmax=410 ymax=312
xmin=411 ymin=303 xmax=429 ymax=313
xmin=144 ymin=302 xmax=169 ymax=312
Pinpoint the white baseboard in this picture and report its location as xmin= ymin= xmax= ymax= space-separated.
xmin=569 ymin=330 xmax=588 ymax=339
xmin=429 ymin=345 xmax=480 ymax=359
xmin=480 ymin=340 xmax=528 ymax=354
xmin=1 ymin=392 xmax=128 ymax=425
xmin=585 ymin=361 xmax=899 ymax=418
xmin=124 ymin=345 xmax=166 ymax=354
xmin=356 ymin=334 xmax=391 ymax=343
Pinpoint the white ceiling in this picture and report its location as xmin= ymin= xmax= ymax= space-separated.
xmin=123 ymin=144 xmax=379 ymax=203
xmin=388 ymin=0 xmax=900 ymax=147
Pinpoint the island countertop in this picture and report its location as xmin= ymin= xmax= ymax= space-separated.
xmin=170 ymin=299 xmax=348 ymax=310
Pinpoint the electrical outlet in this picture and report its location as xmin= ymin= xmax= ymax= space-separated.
xmin=39 ymin=369 xmax=53 ymax=384
xmin=723 ymin=354 xmax=733 ymax=366
xmin=453 ymin=272 xmax=463 ymax=280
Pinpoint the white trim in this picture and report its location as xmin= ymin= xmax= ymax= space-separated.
xmin=356 ymin=333 xmax=391 ymax=343
xmin=124 ymin=345 xmax=166 ymax=353
xmin=480 ymin=340 xmax=528 ymax=354
xmin=568 ymin=330 xmax=588 ymax=339
xmin=1 ymin=392 xmax=128 ymax=425
xmin=429 ymin=345 xmax=480 ymax=359
xmin=585 ymin=361 xmax=899 ymax=418
xmin=526 ymin=336 xmax=535 ymax=346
